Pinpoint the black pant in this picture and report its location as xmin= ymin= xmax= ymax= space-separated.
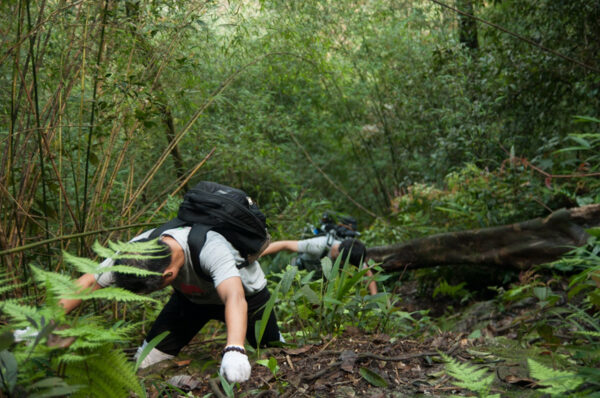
xmin=145 ymin=287 xmax=280 ymax=356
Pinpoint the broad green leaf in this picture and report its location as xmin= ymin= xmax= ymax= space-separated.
xmin=533 ymin=286 xmax=551 ymax=301
xmin=280 ymin=266 xmax=297 ymax=295
xmin=586 ymin=227 xmax=600 ymax=238
xmin=359 ymin=367 xmax=388 ymax=387
xmin=294 ymin=285 xmax=320 ymax=305
xmin=0 ymin=350 xmax=18 ymax=394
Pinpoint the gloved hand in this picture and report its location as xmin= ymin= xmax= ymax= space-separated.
xmin=14 ymin=322 xmax=75 ymax=347
xmin=13 ymin=327 xmax=38 ymax=342
xmin=219 ymin=345 xmax=251 ymax=383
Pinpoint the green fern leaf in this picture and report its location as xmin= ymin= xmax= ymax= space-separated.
xmin=0 ymin=301 xmax=59 ymax=327
xmin=93 ymin=239 xmax=168 ymax=261
xmin=528 ymin=359 xmax=584 ymax=396
xmin=62 ymin=286 xmax=157 ymax=303
xmin=54 ymin=320 xmax=139 ymax=350
xmin=62 ymin=251 xmax=104 ymax=274
xmin=56 ymin=353 xmax=88 ymax=363
xmin=64 ymin=345 xmax=144 ymax=398
xmin=99 ymin=265 xmax=162 ymax=277
xmin=442 ymin=353 xmax=496 ymax=397
xmin=1 ymin=301 xmax=40 ymax=322
xmin=30 ymin=266 xmax=78 ymax=295
xmin=0 ymin=282 xmax=30 ymax=295
xmin=64 ymin=250 xmax=162 ymax=277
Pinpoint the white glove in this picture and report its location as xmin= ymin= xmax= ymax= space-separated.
xmin=220 ymin=346 xmax=251 ymax=383
xmin=13 ymin=327 xmax=38 ymax=342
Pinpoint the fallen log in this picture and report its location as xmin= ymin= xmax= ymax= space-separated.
xmin=367 ymin=204 xmax=600 ymax=271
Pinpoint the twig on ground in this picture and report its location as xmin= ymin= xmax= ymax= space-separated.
xmin=208 ymin=378 xmax=227 ymax=398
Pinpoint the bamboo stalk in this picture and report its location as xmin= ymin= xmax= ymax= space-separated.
xmin=0 ymin=223 xmax=161 ymax=256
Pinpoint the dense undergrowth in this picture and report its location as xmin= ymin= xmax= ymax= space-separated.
xmin=1 ymin=0 xmax=599 ymax=396
xmin=2 ymin=157 xmax=599 ymax=396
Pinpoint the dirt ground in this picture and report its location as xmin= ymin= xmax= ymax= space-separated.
xmin=137 ymin=281 xmax=549 ymax=397
xmin=140 ymin=329 xmax=469 ymax=397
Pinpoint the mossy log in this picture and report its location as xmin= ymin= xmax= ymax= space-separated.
xmin=367 ymin=204 xmax=600 ymax=271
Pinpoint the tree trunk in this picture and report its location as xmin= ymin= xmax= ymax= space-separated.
xmin=458 ymin=0 xmax=478 ymax=50
xmin=367 ymin=204 xmax=600 ymax=271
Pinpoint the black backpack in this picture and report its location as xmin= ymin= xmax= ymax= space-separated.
xmin=314 ymin=212 xmax=360 ymax=240
xmin=149 ymin=181 xmax=269 ymax=279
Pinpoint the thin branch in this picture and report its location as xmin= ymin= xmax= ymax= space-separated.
xmin=428 ymin=0 xmax=600 ymax=74
xmin=288 ymin=131 xmax=378 ymax=219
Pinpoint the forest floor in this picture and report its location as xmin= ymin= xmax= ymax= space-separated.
xmin=137 ymin=280 xmax=552 ymax=397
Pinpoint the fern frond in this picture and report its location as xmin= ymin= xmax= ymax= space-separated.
xmin=528 ymin=359 xmax=584 ymax=396
xmin=0 ymin=282 xmax=29 ymax=295
xmin=93 ymin=239 xmax=169 ymax=261
xmin=55 ymin=353 xmax=88 ymax=363
xmin=64 ymin=250 xmax=161 ymax=277
xmin=61 ymin=286 xmax=157 ymax=303
xmin=64 ymin=345 xmax=144 ymax=398
xmin=30 ymin=265 xmax=78 ymax=292
xmin=442 ymin=353 xmax=497 ymax=397
xmin=62 ymin=251 xmax=105 ymax=274
xmin=56 ymin=320 xmax=139 ymax=350
xmin=99 ymin=265 xmax=162 ymax=277
xmin=1 ymin=301 xmax=39 ymax=322
xmin=0 ymin=301 xmax=60 ymax=327
xmin=0 ymin=271 xmax=15 ymax=280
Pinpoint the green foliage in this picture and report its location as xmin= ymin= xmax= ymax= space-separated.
xmin=359 ymin=367 xmax=388 ymax=388
xmin=1 ymin=0 xmax=600 ymax=396
xmin=254 ymin=282 xmax=280 ymax=352
xmin=272 ymin=260 xmax=432 ymax=340
xmin=433 ymin=280 xmax=472 ymax=304
xmin=92 ymin=239 xmax=172 ymax=263
xmin=1 ymin=346 xmax=82 ymax=398
xmin=135 ymin=331 xmax=170 ymax=371
xmin=441 ymin=353 xmax=499 ymax=398
xmin=527 ymin=358 xmax=584 ymax=397
xmin=256 ymin=357 xmax=280 ymax=378
xmin=0 ymin=240 xmax=158 ymax=397
xmin=270 ymin=257 xmax=366 ymax=339
xmin=219 ymin=373 xmax=235 ymax=398
xmin=64 ymin=345 xmax=144 ymax=398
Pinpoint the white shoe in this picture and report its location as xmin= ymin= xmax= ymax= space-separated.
xmin=135 ymin=340 xmax=174 ymax=369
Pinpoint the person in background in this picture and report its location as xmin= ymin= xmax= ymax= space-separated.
xmin=261 ymin=236 xmax=378 ymax=295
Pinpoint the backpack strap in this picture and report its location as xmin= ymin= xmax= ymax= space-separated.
xmin=322 ymin=232 xmax=335 ymax=258
xmin=149 ymin=219 xmax=212 ymax=281
xmin=188 ymin=224 xmax=251 ymax=281
xmin=188 ymin=224 xmax=213 ymax=281
xmin=148 ymin=218 xmax=188 ymax=240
